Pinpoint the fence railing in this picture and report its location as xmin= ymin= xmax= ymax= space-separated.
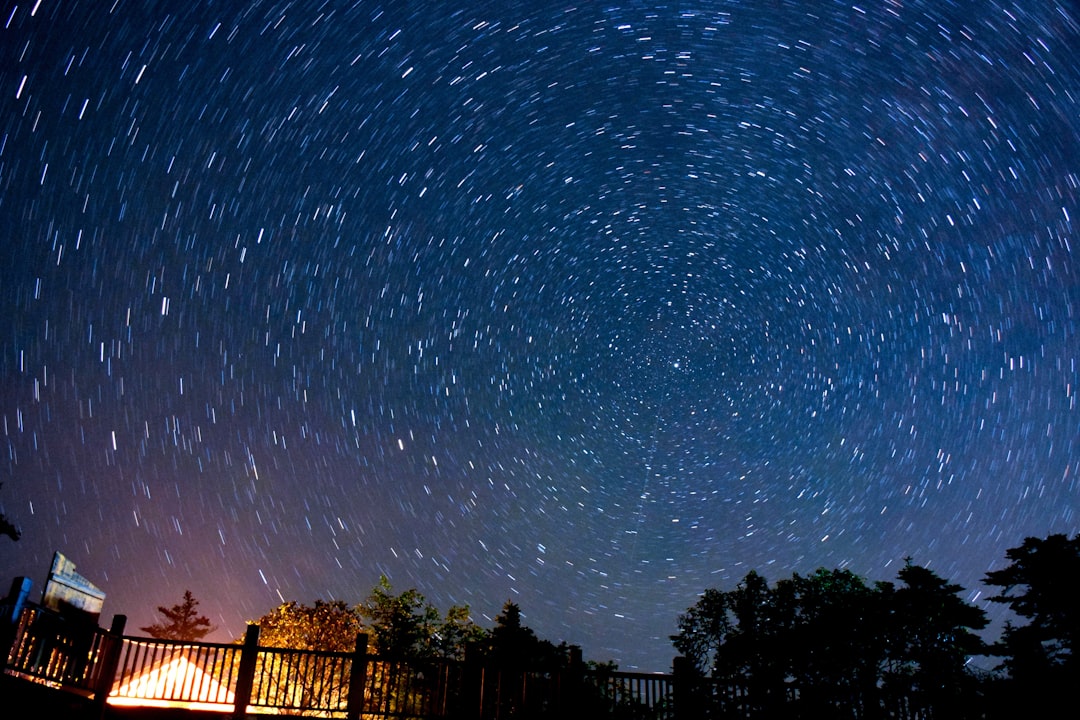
xmin=2 ymin=607 xmax=680 ymax=719
xmin=2 ymin=606 xmax=968 ymax=719
xmin=3 ymin=605 xmax=112 ymax=693
xmin=110 ymin=637 xmax=243 ymax=707
xmin=585 ymin=670 xmax=676 ymax=718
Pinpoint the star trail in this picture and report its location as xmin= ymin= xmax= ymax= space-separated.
xmin=1 ymin=0 xmax=1078 ymax=670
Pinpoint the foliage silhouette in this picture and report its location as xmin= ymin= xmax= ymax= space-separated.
xmin=880 ymin=560 xmax=988 ymax=717
xmin=0 ymin=514 xmax=18 ymax=541
xmin=360 ymin=575 xmax=440 ymax=658
xmin=359 ymin=575 xmax=482 ymax=660
xmin=0 ymin=483 xmax=19 ymax=541
xmin=431 ymin=602 xmax=487 ymax=661
xmin=140 ymin=589 xmax=215 ymax=641
xmin=782 ymin=568 xmax=885 ymax=717
xmin=673 ymin=562 xmax=989 ymax=719
xmin=983 ymin=533 xmax=1080 ymax=714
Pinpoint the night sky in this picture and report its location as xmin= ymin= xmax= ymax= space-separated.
xmin=2 ymin=0 xmax=1078 ymax=671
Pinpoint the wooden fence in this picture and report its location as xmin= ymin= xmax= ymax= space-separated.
xmin=3 ymin=605 xmax=973 ymax=719
xmin=2 ymin=606 xmax=680 ymax=719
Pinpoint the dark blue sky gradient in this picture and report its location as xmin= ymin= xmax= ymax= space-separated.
xmin=1 ymin=1 xmax=1078 ymax=670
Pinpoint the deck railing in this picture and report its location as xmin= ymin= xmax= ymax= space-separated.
xmin=3 ymin=606 xmax=963 ymax=719
xmin=3 ymin=605 xmax=110 ymax=692
xmin=111 ymin=637 xmax=243 ymax=707
xmin=3 ymin=607 xmax=679 ymax=718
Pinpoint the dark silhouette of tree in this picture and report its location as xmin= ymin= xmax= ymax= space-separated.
xmin=724 ymin=570 xmax=790 ymax=715
xmin=673 ymin=564 xmax=989 ymax=719
xmin=881 ymin=560 xmax=988 ymax=717
xmin=431 ymin=603 xmax=486 ymax=661
xmin=985 ymin=533 xmax=1079 ymax=671
xmin=356 ymin=576 xmax=483 ymax=660
xmin=140 ymin=589 xmax=215 ymax=641
xmin=0 ymin=483 xmax=19 ymax=541
xmin=485 ymin=600 xmax=570 ymax=670
xmin=360 ymin=575 xmax=441 ymax=658
xmin=672 ymin=585 xmax=731 ymax=677
xmin=783 ymin=568 xmax=886 ymax=718
xmin=473 ymin=601 xmax=574 ymax=719
xmin=984 ymin=533 xmax=1080 ymax=714
xmin=358 ymin=577 xmax=484 ymax=715
xmin=488 ymin=601 xmax=534 ymax=664
xmin=0 ymin=513 xmax=18 ymax=541
xmin=673 ymin=570 xmax=794 ymax=717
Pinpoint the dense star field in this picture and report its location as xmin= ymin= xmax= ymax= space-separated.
xmin=1 ymin=0 xmax=1078 ymax=670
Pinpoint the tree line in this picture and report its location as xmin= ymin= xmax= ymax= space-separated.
xmin=145 ymin=575 xmax=586 ymax=672
xmin=672 ymin=533 xmax=1078 ymax=718
xmin=143 ymin=532 xmax=1078 ymax=717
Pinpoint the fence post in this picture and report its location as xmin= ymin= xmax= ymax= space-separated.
xmin=232 ymin=623 xmax=260 ymax=720
xmin=0 ymin=578 xmax=32 ymax=670
xmin=346 ymin=632 xmax=369 ymax=720
xmin=0 ymin=577 xmax=32 ymax=655
xmin=461 ymin=641 xmax=483 ymax=720
xmin=562 ymin=644 xmax=584 ymax=720
xmin=91 ymin=614 xmax=126 ymax=720
xmin=673 ymin=656 xmax=705 ymax=720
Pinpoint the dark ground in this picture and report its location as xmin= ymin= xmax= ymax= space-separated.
xmin=1 ymin=673 xmax=233 ymax=720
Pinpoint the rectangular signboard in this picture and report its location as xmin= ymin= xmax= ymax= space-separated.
xmin=41 ymin=551 xmax=106 ymax=620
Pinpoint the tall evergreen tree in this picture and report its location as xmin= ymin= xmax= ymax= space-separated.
xmin=141 ymin=590 xmax=216 ymax=641
xmin=984 ymin=532 xmax=1080 ymax=703
xmin=673 ymin=570 xmax=794 ymax=717
xmin=486 ymin=600 xmax=566 ymax=669
xmin=884 ymin=560 xmax=988 ymax=716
